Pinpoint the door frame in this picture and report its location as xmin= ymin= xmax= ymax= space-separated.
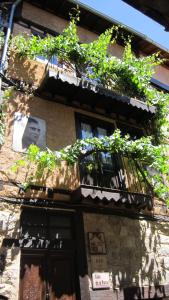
xmin=19 ymin=208 xmax=87 ymax=300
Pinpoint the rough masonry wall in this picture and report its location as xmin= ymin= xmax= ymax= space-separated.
xmin=0 ymin=87 xmax=117 ymax=198
xmin=0 ymin=202 xmax=21 ymax=300
xmin=83 ymin=212 xmax=169 ymax=300
xmin=0 ymin=91 xmax=79 ymax=195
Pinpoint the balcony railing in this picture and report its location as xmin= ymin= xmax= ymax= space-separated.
xmin=80 ymin=151 xmax=151 ymax=195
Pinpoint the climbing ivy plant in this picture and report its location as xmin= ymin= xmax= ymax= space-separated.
xmin=11 ymin=13 xmax=169 ymax=143
xmin=12 ymin=131 xmax=169 ymax=200
xmin=0 ymin=30 xmax=4 ymax=50
xmin=9 ymin=10 xmax=169 ymax=201
xmin=0 ymin=88 xmax=13 ymax=145
xmin=0 ymin=30 xmax=13 ymax=145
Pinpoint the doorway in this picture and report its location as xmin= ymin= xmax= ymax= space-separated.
xmin=19 ymin=209 xmax=78 ymax=300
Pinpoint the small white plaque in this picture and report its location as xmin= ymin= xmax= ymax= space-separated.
xmin=92 ymin=272 xmax=110 ymax=289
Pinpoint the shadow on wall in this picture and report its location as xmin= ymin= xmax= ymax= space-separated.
xmin=5 ymin=54 xmax=47 ymax=138
xmin=84 ymin=213 xmax=169 ymax=300
xmin=0 ymin=247 xmax=7 ymax=275
xmin=5 ymin=92 xmax=79 ymax=191
xmin=0 ymin=295 xmax=8 ymax=300
xmin=0 ymin=207 xmax=20 ymax=275
xmin=19 ymin=254 xmax=77 ymax=300
xmin=7 ymin=54 xmax=47 ymax=89
xmin=115 ymin=219 xmax=167 ymax=299
xmin=0 ymin=206 xmax=20 ymax=299
xmin=3 ymin=55 xmax=79 ymax=191
xmin=9 ymin=160 xmax=80 ymax=193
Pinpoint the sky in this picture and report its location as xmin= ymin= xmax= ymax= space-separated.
xmin=76 ymin=0 xmax=169 ymax=52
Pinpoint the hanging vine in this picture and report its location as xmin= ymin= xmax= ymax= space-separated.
xmin=0 ymin=88 xmax=13 ymax=145
xmin=8 ymin=10 xmax=169 ymax=201
xmin=11 ymin=131 xmax=169 ymax=201
xmin=11 ymin=12 xmax=169 ymax=143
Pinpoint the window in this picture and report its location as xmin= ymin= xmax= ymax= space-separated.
xmin=116 ymin=121 xmax=144 ymax=140
xmin=76 ymin=114 xmax=148 ymax=193
xmin=80 ymin=119 xmax=113 ymax=167
xmin=31 ymin=28 xmax=59 ymax=66
xmin=76 ymin=114 xmax=125 ymax=189
xmin=116 ymin=121 xmax=148 ymax=194
xmin=21 ymin=210 xmax=73 ymax=242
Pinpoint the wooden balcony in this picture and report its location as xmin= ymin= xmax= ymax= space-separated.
xmin=72 ymin=152 xmax=153 ymax=210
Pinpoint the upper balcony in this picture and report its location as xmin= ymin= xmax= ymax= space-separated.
xmin=38 ymin=67 xmax=156 ymax=123
xmin=7 ymin=50 xmax=156 ymax=125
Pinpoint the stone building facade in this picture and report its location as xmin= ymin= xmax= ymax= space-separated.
xmin=0 ymin=1 xmax=169 ymax=300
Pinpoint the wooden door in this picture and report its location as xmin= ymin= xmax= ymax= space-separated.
xmin=19 ymin=254 xmax=46 ymax=300
xmin=19 ymin=252 xmax=76 ymax=300
xmin=48 ymin=255 xmax=76 ymax=300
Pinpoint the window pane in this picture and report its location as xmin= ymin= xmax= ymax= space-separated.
xmin=50 ymin=216 xmax=71 ymax=227
xmin=81 ymin=122 xmax=94 ymax=161
xmin=21 ymin=211 xmax=46 ymax=226
xmin=116 ymin=122 xmax=144 ymax=140
xmin=50 ymin=55 xmax=58 ymax=66
xmin=97 ymin=127 xmax=112 ymax=166
xmin=100 ymin=152 xmax=113 ymax=166
xmin=97 ymin=127 xmax=107 ymax=138
xmin=21 ymin=226 xmax=46 ymax=239
xmin=36 ymin=55 xmax=47 ymax=61
xmin=50 ymin=228 xmax=72 ymax=239
xmin=81 ymin=122 xmax=93 ymax=139
xmin=31 ymin=29 xmax=47 ymax=62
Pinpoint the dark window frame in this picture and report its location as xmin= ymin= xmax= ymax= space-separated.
xmin=30 ymin=27 xmax=59 ymax=66
xmin=116 ymin=120 xmax=145 ymax=140
xmin=20 ymin=208 xmax=75 ymax=243
xmin=75 ymin=113 xmax=127 ymax=189
xmin=75 ymin=113 xmax=148 ymax=192
xmin=75 ymin=112 xmax=116 ymax=168
xmin=75 ymin=113 xmax=115 ymax=139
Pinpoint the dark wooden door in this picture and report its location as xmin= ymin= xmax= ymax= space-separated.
xmin=19 ymin=252 xmax=76 ymax=300
xmin=48 ymin=254 xmax=76 ymax=300
xmin=19 ymin=254 xmax=46 ymax=300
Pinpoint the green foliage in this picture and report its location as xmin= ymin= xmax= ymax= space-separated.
xmin=11 ymin=9 xmax=81 ymax=66
xmin=12 ymin=131 xmax=169 ymax=200
xmin=0 ymin=30 xmax=4 ymax=50
xmin=9 ymin=11 xmax=169 ymax=201
xmin=0 ymin=88 xmax=13 ymax=145
xmin=11 ymin=15 xmax=168 ymax=142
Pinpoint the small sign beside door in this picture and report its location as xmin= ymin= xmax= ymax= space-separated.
xmin=88 ymin=232 xmax=106 ymax=254
xmin=92 ymin=272 xmax=110 ymax=289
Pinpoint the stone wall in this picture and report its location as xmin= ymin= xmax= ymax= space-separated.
xmin=0 ymin=202 xmax=21 ymax=300
xmin=83 ymin=212 xmax=169 ymax=300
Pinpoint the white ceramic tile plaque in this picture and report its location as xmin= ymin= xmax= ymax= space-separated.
xmin=92 ymin=272 xmax=110 ymax=289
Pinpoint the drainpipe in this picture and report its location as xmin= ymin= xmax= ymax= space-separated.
xmin=0 ymin=0 xmax=22 ymax=102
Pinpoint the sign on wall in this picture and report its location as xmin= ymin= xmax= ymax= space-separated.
xmin=12 ymin=113 xmax=46 ymax=152
xmin=88 ymin=232 xmax=106 ymax=255
xmin=92 ymin=272 xmax=110 ymax=289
